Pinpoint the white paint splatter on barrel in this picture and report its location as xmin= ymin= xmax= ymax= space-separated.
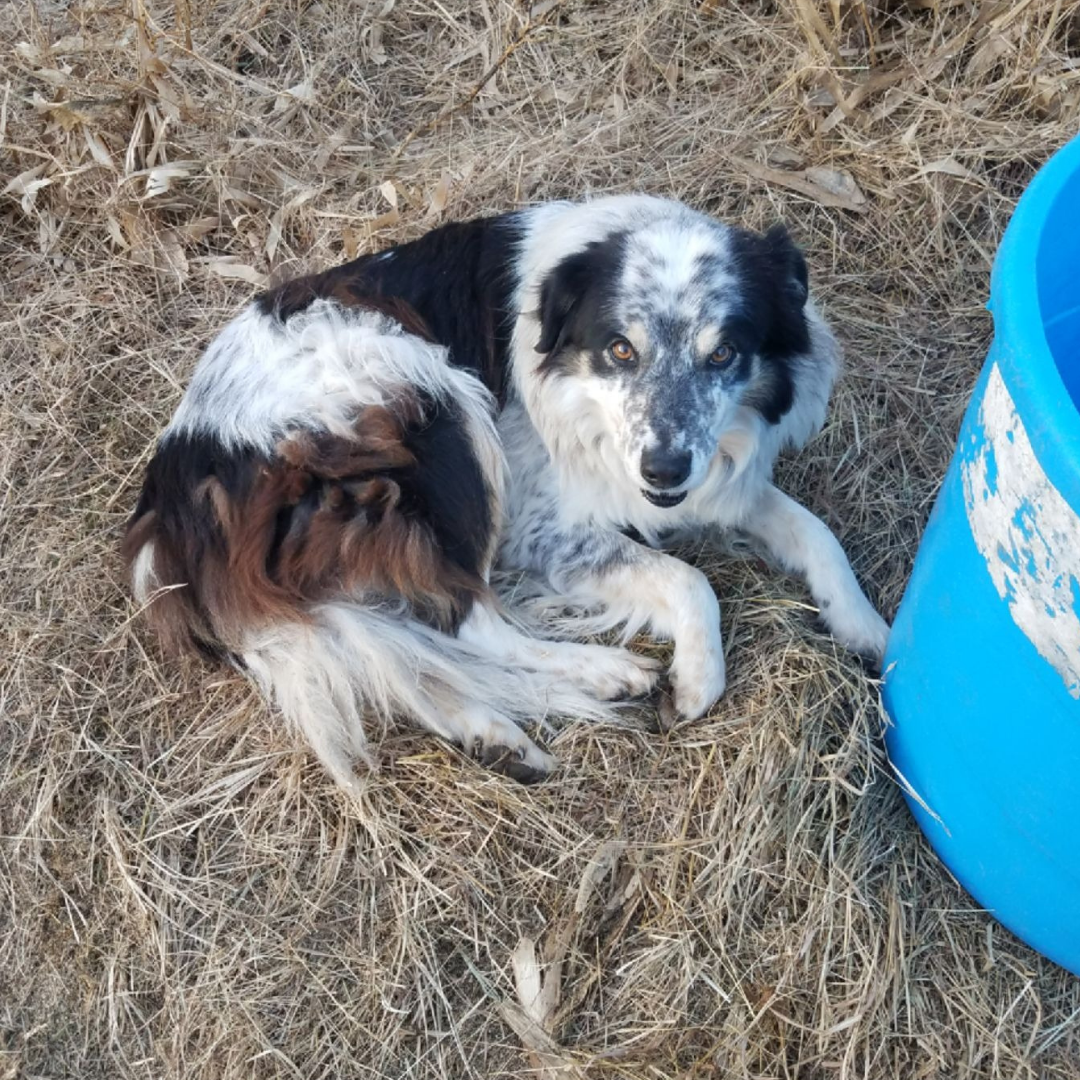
xmin=961 ymin=362 xmax=1080 ymax=699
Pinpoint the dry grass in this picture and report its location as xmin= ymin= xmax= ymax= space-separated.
xmin=3 ymin=0 xmax=1080 ymax=1076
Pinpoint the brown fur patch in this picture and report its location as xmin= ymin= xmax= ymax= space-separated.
xmin=123 ymin=399 xmax=491 ymax=662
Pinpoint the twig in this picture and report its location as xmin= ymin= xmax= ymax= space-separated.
xmin=392 ymin=2 xmax=566 ymax=161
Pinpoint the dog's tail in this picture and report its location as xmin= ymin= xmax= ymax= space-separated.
xmin=239 ymin=601 xmax=622 ymax=792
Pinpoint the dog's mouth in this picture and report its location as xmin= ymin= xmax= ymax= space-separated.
xmin=642 ymin=489 xmax=687 ymax=508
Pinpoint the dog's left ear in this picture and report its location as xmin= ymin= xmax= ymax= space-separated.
xmin=536 ymin=253 xmax=589 ymax=354
xmin=764 ymin=224 xmax=809 ymax=308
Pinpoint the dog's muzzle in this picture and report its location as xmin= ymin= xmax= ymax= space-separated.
xmin=642 ymin=489 xmax=687 ymax=508
xmin=639 ymin=447 xmax=691 ymax=507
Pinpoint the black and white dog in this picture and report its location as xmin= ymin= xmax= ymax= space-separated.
xmin=125 ymin=195 xmax=889 ymax=790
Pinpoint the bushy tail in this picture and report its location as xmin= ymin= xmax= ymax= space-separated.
xmin=241 ymin=601 xmax=623 ymax=793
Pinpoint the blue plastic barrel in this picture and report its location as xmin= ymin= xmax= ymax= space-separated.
xmin=882 ymin=133 xmax=1080 ymax=976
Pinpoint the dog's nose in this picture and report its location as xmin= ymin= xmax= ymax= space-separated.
xmin=640 ymin=447 xmax=692 ymax=490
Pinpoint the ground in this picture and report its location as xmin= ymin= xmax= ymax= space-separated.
xmin=2 ymin=1 xmax=1080 ymax=1077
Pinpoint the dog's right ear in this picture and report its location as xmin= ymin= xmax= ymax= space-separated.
xmin=763 ymin=223 xmax=809 ymax=308
xmin=536 ymin=253 xmax=590 ymax=355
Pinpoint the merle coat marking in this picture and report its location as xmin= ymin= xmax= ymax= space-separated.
xmin=124 ymin=195 xmax=889 ymax=789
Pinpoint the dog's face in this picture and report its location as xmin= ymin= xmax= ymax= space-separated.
xmin=535 ymin=215 xmax=811 ymax=507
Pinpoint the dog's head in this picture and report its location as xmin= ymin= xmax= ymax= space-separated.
xmin=534 ymin=213 xmax=811 ymax=507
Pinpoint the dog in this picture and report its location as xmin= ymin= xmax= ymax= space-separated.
xmin=123 ymin=195 xmax=889 ymax=791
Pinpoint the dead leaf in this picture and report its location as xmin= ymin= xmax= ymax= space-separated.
xmin=266 ymin=207 xmax=284 ymax=262
xmin=512 ymin=937 xmax=557 ymax=1026
xmin=105 ymin=215 xmax=128 ymax=250
xmin=428 ymin=174 xmax=451 ymax=215
xmin=536 ymin=85 xmax=577 ymax=104
xmin=500 ymin=935 xmax=583 ymax=1080
xmin=343 ymin=224 xmax=359 ymax=259
xmin=575 ymin=840 xmax=622 ymax=913
xmin=149 ymin=72 xmax=184 ymax=121
xmin=766 ymin=144 xmax=804 ymax=170
xmin=806 ymin=86 xmax=836 ymax=108
xmin=219 ymin=183 xmax=259 ymax=208
xmin=313 ymin=130 xmax=348 ymax=171
xmin=274 ymin=77 xmax=316 ymax=112
xmin=662 ymin=58 xmax=679 ymax=93
xmin=84 ymin=128 xmax=114 ymax=168
xmin=32 ymin=94 xmax=86 ymax=130
xmin=283 ymin=185 xmax=318 ymax=212
xmin=138 ymin=160 xmax=198 ymax=199
xmin=804 ymin=166 xmax=866 ymax=206
xmin=4 ymin=164 xmax=54 ymax=214
xmin=378 ymin=179 xmax=398 ymax=209
xmin=156 ymin=231 xmax=189 ymax=282
xmin=867 ymin=86 xmax=905 ymax=126
xmin=917 ymin=157 xmax=980 ymax=183
xmin=368 ymin=24 xmax=388 ymax=66
xmin=966 ymin=33 xmax=1014 ymax=79
xmin=176 ymin=216 xmax=220 ymax=242
xmin=365 ymin=208 xmax=401 ymax=235
xmin=132 ymin=0 xmax=158 ymax=79
xmin=14 ymin=41 xmax=46 ymax=64
xmin=4 ymin=163 xmax=49 ymax=196
xmin=733 ymin=157 xmax=868 ymax=213
xmin=197 ymin=257 xmax=268 ymax=287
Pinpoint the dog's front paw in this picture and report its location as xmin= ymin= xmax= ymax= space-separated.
xmin=822 ymin=597 xmax=890 ymax=664
xmin=654 ymin=566 xmax=727 ymax=725
xmin=666 ymin=637 xmax=727 ymax=724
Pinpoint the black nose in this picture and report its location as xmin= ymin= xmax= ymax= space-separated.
xmin=640 ymin=447 xmax=692 ymax=490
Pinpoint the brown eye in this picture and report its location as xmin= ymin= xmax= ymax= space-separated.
xmin=709 ymin=343 xmax=736 ymax=367
xmin=609 ymin=339 xmax=635 ymax=363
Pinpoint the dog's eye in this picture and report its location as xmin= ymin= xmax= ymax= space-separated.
xmin=709 ymin=343 xmax=737 ymax=367
xmin=609 ymin=339 xmax=635 ymax=363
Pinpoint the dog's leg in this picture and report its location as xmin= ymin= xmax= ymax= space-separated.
xmin=529 ymin=530 xmax=727 ymax=723
xmin=457 ymin=603 xmax=659 ymax=702
xmin=741 ymin=484 xmax=889 ymax=660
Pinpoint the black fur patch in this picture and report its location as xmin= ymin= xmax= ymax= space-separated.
xmin=400 ymin=398 xmax=493 ymax=583
xmin=137 ymin=430 xmax=259 ymax=565
xmin=535 ymin=234 xmax=628 ymax=375
xmin=256 ymin=216 xmax=525 ymax=404
xmin=726 ymin=224 xmax=811 ymax=424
